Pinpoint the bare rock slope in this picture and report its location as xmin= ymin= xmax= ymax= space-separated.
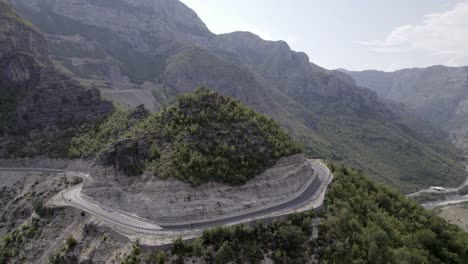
xmin=84 ymin=154 xmax=314 ymax=222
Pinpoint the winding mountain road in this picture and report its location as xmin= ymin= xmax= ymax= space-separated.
xmin=406 ymin=162 xmax=468 ymax=210
xmin=2 ymin=161 xmax=333 ymax=234
xmin=407 ymin=170 xmax=468 ymax=198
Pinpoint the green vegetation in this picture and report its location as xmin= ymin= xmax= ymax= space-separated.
xmin=49 ymin=235 xmax=80 ymax=264
xmin=66 ymin=235 xmax=77 ymax=249
xmin=156 ymin=165 xmax=468 ymax=263
xmin=162 ymin=214 xmax=312 ymax=264
xmin=307 ymin=107 xmax=466 ymax=193
xmin=122 ymin=242 xmax=142 ymax=264
xmin=0 ymin=219 xmax=41 ymax=264
xmin=32 ymin=197 xmax=45 ymax=216
xmin=318 ymin=164 xmax=468 ymax=263
xmin=69 ymin=105 xmax=144 ymax=158
xmin=100 ymin=87 xmax=302 ymax=186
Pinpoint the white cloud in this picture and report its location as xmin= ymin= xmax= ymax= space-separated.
xmin=359 ymin=1 xmax=468 ymax=67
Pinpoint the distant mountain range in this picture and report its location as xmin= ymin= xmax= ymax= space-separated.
xmin=343 ymin=66 xmax=468 ymax=153
xmin=5 ymin=0 xmax=466 ymax=192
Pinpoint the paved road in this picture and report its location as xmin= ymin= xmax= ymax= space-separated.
xmin=0 ymin=167 xmax=90 ymax=178
xmin=159 ymin=161 xmax=330 ymax=230
xmin=63 ymin=184 xmax=164 ymax=231
xmin=3 ymin=161 xmax=332 ymax=233
xmin=407 ymin=164 xmax=468 ymax=197
xmin=422 ymin=195 xmax=468 ymax=210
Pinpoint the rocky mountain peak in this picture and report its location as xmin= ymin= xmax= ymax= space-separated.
xmin=12 ymin=0 xmax=212 ymax=40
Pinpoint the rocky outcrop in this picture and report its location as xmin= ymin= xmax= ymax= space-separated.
xmin=0 ymin=3 xmax=113 ymax=157
xmin=84 ymin=154 xmax=315 ymax=222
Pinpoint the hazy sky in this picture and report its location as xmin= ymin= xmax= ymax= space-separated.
xmin=179 ymin=0 xmax=468 ymax=71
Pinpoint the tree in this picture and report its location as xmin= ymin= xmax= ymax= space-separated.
xmin=172 ymin=237 xmax=185 ymax=255
xmin=276 ymin=225 xmax=307 ymax=258
xmin=214 ymin=242 xmax=235 ymax=264
xmin=149 ymin=144 xmax=160 ymax=161
xmin=156 ymin=251 xmax=167 ymax=264
xmin=32 ymin=198 xmax=44 ymax=216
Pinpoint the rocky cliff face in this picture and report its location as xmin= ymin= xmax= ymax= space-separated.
xmin=0 ymin=3 xmax=113 ymax=157
xmin=211 ymin=32 xmax=387 ymax=116
xmin=11 ymin=0 xmax=211 ymax=87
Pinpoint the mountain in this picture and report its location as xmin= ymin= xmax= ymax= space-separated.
xmin=343 ymin=66 xmax=468 ymax=152
xmin=8 ymin=0 xmax=466 ymax=192
xmin=0 ymin=2 xmax=113 ymax=158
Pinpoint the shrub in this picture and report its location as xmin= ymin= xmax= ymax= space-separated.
xmin=32 ymin=198 xmax=44 ymax=216
xmin=155 ymin=251 xmax=167 ymax=264
xmin=66 ymin=235 xmax=77 ymax=249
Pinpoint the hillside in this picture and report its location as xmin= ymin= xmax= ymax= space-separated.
xmin=8 ymin=0 xmax=466 ymax=192
xmin=344 ymin=66 xmax=468 ymax=152
xmin=0 ymin=2 xmax=113 ymax=158
xmin=91 ymin=87 xmax=302 ymax=186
